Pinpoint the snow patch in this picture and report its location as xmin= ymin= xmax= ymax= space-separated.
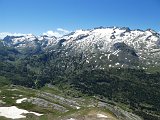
xmin=97 ymin=113 xmax=108 ymax=118
xmin=0 ymin=106 xmax=43 ymax=119
xmin=86 ymin=60 xmax=90 ymax=63
xmin=115 ymin=63 xmax=120 ymax=66
xmin=99 ymin=56 xmax=102 ymax=59
xmin=76 ymin=106 xmax=81 ymax=109
xmin=67 ymin=118 xmax=76 ymax=120
xmin=16 ymin=98 xmax=27 ymax=104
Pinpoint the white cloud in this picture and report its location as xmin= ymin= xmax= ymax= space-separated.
xmin=0 ymin=32 xmax=25 ymax=39
xmin=43 ymin=28 xmax=70 ymax=37
xmin=43 ymin=31 xmax=62 ymax=37
xmin=0 ymin=28 xmax=71 ymax=39
xmin=57 ymin=28 xmax=70 ymax=34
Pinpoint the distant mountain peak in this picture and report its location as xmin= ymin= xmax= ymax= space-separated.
xmin=1 ymin=26 xmax=160 ymax=67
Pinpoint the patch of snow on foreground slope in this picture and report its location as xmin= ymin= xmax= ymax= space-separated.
xmin=67 ymin=118 xmax=76 ymax=120
xmin=97 ymin=113 xmax=108 ymax=118
xmin=16 ymin=98 xmax=27 ymax=103
xmin=0 ymin=106 xmax=43 ymax=119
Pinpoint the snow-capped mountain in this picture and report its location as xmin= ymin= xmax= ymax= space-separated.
xmin=60 ymin=27 xmax=159 ymax=54
xmin=2 ymin=27 xmax=160 ymax=68
xmin=2 ymin=34 xmax=57 ymax=54
xmin=57 ymin=27 xmax=160 ymax=68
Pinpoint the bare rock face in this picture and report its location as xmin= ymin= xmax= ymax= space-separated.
xmin=27 ymin=97 xmax=68 ymax=113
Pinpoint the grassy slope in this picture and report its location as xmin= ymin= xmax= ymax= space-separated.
xmin=0 ymin=85 xmax=119 ymax=120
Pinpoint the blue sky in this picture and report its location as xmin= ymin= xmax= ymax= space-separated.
xmin=0 ymin=0 xmax=160 ymax=36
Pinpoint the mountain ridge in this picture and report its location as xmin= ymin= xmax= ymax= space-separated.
xmin=2 ymin=26 xmax=160 ymax=68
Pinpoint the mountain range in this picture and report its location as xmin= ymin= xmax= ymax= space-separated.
xmin=0 ymin=27 xmax=160 ymax=120
xmin=1 ymin=27 xmax=160 ymax=69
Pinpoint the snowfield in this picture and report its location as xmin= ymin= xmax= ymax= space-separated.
xmin=16 ymin=98 xmax=27 ymax=103
xmin=0 ymin=106 xmax=43 ymax=119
